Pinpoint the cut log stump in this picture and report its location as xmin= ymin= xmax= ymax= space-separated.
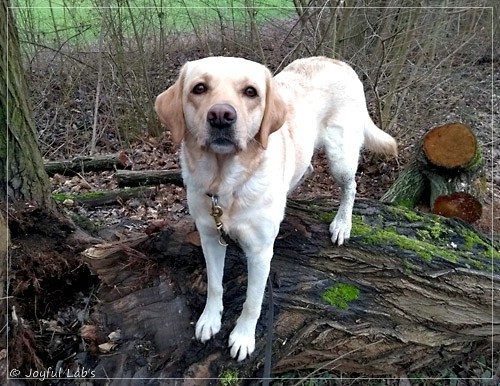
xmin=382 ymin=122 xmax=485 ymax=223
xmin=82 ymin=197 xmax=499 ymax=383
xmin=422 ymin=122 xmax=479 ymax=169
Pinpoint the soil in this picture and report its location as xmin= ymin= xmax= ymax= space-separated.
xmin=6 ymin=19 xmax=499 ymax=386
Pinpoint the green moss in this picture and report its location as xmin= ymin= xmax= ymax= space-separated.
xmin=364 ymin=230 xmax=436 ymax=262
xmin=428 ymin=221 xmax=446 ymax=239
xmin=464 ymin=232 xmax=476 ymax=250
xmin=468 ymin=258 xmax=485 ymax=270
xmin=416 ymin=229 xmax=431 ymax=240
xmin=52 ymin=191 xmax=108 ymax=202
xmin=322 ymin=283 xmax=360 ymax=310
xmin=396 ymin=198 xmax=416 ymax=208
xmin=219 ymin=369 xmax=239 ymax=386
xmin=351 ymin=214 xmax=372 ymax=235
xmin=53 ymin=193 xmax=73 ymax=202
xmin=312 ymin=200 xmax=498 ymax=271
xmin=318 ymin=211 xmax=335 ymax=223
xmin=461 ymin=228 xmax=500 ymax=260
xmin=386 ymin=205 xmax=424 ymax=222
xmin=351 ymin=215 xmax=459 ymax=263
xmin=403 ymin=258 xmax=414 ymax=274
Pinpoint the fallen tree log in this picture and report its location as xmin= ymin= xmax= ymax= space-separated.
xmin=52 ymin=187 xmax=156 ymax=207
xmin=382 ymin=122 xmax=485 ymax=223
xmin=82 ymin=197 xmax=499 ymax=384
xmin=44 ymin=153 xmax=126 ymax=175
xmin=116 ymin=169 xmax=183 ymax=187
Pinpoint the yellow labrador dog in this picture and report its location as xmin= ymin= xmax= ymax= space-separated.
xmin=155 ymin=56 xmax=397 ymax=361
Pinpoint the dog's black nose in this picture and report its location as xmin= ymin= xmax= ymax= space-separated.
xmin=207 ymin=104 xmax=237 ymax=129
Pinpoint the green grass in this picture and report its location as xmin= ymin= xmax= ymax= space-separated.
xmin=13 ymin=0 xmax=295 ymax=46
xmin=14 ymin=0 xmax=99 ymax=44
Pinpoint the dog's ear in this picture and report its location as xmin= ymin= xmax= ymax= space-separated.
xmin=155 ymin=66 xmax=187 ymax=144
xmin=255 ymin=70 xmax=287 ymax=149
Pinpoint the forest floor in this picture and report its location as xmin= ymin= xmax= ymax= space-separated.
xmin=8 ymin=22 xmax=500 ymax=385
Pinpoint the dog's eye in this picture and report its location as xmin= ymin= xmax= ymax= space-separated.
xmin=192 ymin=83 xmax=207 ymax=94
xmin=244 ymin=86 xmax=258 ymax=98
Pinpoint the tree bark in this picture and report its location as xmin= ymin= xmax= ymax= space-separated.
xmin=0 ymin=1 xmax=53 ymax=207
xmin=0 ymin=211 xmax=9 ymax=380
xmin=380 ymin=158 xmax=426 ymax=208
xmin=82 ymin=198 xmax=499 ymax=383
xmin=0 ymin=3 xmax=76 ymax=383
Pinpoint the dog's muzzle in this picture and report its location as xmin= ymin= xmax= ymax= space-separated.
xmin=206 ymin=104 xmax=239 ymax=154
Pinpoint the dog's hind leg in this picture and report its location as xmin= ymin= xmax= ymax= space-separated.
xmin=321 ymin=122 xmax=363 ymax=245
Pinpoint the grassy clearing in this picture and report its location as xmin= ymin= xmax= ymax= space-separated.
xmin=13 ymin=0 xmax=294 ymax=45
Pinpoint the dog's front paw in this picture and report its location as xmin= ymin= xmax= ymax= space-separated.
xmin=228 ymin=325 xmax=255 ymax=361
xmin=330 ymin=217 xmax=351 ymax=246
xmin=195 ymin=308 xmax=222 ymax=343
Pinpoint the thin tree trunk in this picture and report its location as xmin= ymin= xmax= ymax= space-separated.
xmin=90 ymin=0 xmax=107 ymax=154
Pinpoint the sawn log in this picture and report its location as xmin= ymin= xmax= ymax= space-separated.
xmin=382 ymin=122 xmax=485 ymax=223
xmin=83 ymin=197 xmax=499 ymax=384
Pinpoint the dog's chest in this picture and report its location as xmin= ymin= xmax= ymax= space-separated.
xmin=181 ymin=146 xmax=290 ymax=245
xmin=186 ymin=170 xmax=281 ymax=245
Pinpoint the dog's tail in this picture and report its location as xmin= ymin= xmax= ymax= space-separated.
xmin=363 ymin=118 xmax=398 ymax=156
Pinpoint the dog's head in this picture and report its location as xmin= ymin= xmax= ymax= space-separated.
xmin=155 ymin=57 xmax=287 ymax=154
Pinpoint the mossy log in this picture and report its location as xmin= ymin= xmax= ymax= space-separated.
xmin=382 ymin=122 xmax=485 ymax=223
xmin=44 ymin=153 xmax=126 ymax=176
xmin=82 ymin=197 xmax=499 ymax=384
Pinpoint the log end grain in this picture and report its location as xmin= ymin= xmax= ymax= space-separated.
xmin=432 ymin=192 xmax=482 ymax=223
xmin=423 ymin=122 xmax=477 ymax=169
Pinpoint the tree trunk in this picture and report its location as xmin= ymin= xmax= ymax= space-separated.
xmin=82 ymin=198 xmax=499 ymax=383
xmin=0 ymin=1 xmax=53 ymax=208
xmin=0 ymin=3 xmax=83 ymax=383
xmin=380 ymin=158 xmax=427 ymax=208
